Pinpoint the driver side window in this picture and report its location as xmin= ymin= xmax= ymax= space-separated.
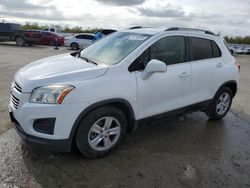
xmin=129 ymin=36 xmax=186 ymax=72
xmin=151 ymin=36 xmax=186 ymax=65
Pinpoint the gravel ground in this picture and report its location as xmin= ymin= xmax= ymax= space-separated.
xmin=0 ymin=43 xmax=250 ymax=188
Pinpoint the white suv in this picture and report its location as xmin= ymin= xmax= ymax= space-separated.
xmin=9 ymin=27 xmax=240 ymax=158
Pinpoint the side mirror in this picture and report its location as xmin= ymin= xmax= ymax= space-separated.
xmin=142 ymin=59 xmax=167 ymax=80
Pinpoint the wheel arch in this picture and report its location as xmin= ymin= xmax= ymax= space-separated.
xmin=69 ymin=99 xmax=136 ymax=149
xmin=215 ymin=80 xmax=237 ymax=98
xmin=70 ymin=42 xmax=79 ymax=47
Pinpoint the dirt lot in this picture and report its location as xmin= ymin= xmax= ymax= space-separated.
xmin=0 ymin=43 xmax=250 ymax=188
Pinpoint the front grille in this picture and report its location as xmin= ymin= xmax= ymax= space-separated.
xmin=14 ymin=82 xmax=22 ymax=93
xmin=11 ymin=94 xmax=20 ymax=109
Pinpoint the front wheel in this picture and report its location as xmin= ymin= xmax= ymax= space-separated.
xmin=206 ymin=87 xmax=233 ymax=120
xmin=76 ymin=106 xmax=128 ymax=158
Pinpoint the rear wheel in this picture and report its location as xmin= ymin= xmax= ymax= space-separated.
xmin=16 ymin=36 xmax=25 ymax=46
xmin=70 ymin=42 xmax=79 ymax=50
xmin=206 ymin=87 xmax=233 ymax=120
xmin=76 ymin=106 xmax=128 ymax=158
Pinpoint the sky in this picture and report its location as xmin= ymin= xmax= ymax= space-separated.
xmin=0 ymin=0 xmax=249 ymax=36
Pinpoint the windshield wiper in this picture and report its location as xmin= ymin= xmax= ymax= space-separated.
xmin=79 ymin=56 xmax=97 ymax=65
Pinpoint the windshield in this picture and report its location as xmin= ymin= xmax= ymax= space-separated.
xmin=80 ymin=32 xmax=151 ymax=66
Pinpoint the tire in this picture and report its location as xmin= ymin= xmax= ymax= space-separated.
xmin=76 ymin=106 xmax=128 ymax=158
xmin=206 ymin=87 xmax=233 ymax=120
xmin=16 ymin=36 xmax=25 ymax=46
xmin=70 ymin=42 xmax=79 ymax=50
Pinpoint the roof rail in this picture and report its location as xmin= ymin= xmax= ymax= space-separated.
xmin=129 ymin=26 xmax=143 ymax=29
xmin=129 ymin=26 xmax=153 ymax=29
xmin=165 ymin=27 xmax=215 ymax=35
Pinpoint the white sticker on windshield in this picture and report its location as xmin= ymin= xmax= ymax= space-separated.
xmin=128 ymin=35 xmax=147 ymax=41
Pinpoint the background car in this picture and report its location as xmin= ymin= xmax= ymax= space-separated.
xmin=64 ymin=33 xmax=95 ymax=50
xmin=243 ymin=48 xmax=250 ymax=54
xmin=40 ymin=31 xmax=64 ymax=46
xmin=0 ymin=23 xmax=41 ymax=46
xmin=236 ymin=47 xmax=245 ymax=54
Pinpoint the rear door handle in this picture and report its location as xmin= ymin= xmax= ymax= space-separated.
xmin=216 ymin=63 xmax=223 ymax=68
xmin=179 ymin=72 xmax=190 ymax=78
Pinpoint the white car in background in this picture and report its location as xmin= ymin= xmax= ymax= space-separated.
xmin=243 ymin=48 xmax=250 ymax=54
xmin=64 ymin=33 xmax=96 ymax=50
xmin=236 ymin=47 xmax=245 ymax=54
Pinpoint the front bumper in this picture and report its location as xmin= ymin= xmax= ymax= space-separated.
xmin=9 ymin=83 xmax=89 ymax=152
xmin=9 ymin=111 xmax=71 ymax=152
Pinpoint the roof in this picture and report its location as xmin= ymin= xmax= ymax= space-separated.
xmin=74 ymin=33 xmax=95 ymax=36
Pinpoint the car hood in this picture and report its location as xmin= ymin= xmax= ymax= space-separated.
xmin=15 ymin=53 xmax=108 ymax=92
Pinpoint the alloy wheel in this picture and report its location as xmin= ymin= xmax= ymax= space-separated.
xmin=216 ymin=92 xmax=230 ymax=115
xmin=88 ymin=116 xmax=121 ymax=151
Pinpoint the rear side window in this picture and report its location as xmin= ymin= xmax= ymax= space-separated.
xmin=86 ymin=35 xmax=95 ymax=40
xmin=150 ymin=36 xmax=186 ymax=65
xmin=191 ymin=37 xmax=212 ymax=60
xmin=76 ymin=35 xmax=94 ymax=40
xmin=191 ymin=37 xmax=222 ymax=61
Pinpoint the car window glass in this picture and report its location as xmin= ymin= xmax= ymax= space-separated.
xmin=129 ymin=48 xmax=150 ymax=71
xmin=80 ymin=32 xmax=151 ymax=65
xmin=76 ymin=35 xmax=94 ymax=40
xmin=75 ymin=35 xmax=83 ymax=39
xmin=191 ymin=37 xmax=213 ymax=60
xmin=150 ymin=36 xmax=186 ymax=65
xmin=85 ymin=35 xmax=94 ymax=40
xmin=212 ymin=41 xmax=221 ymax=57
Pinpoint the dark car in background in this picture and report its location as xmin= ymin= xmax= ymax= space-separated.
xmin=101 ymin=29 xmax=117 ymax=35
xmin=0 ymin=23 xmax=42 ymax=46
xmin=40 ymin=31 xmax=64 ymax=46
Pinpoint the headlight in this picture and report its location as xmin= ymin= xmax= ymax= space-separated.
xmin=30 ymin=85 xmax=75 ymax=104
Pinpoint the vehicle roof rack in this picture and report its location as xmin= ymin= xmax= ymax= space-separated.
xmin=129 ymin=26 xmax=143 ymax=29
xmin=129 ymin=26 xmax=153 ymax=29
xmin=165 ymin=27 xmax=215 ymax=35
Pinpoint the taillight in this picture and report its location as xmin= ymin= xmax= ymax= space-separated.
xmin=235 ymin=62 xmax=240 ymax=72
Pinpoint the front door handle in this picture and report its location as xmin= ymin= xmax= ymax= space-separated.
xmin=216 ymin=63 xmax=223 ymax=68
xmin=179 ymin=72 xmax=190 ymax=78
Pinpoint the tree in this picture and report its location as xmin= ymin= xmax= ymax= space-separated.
xmin=224 ymin=36 xmax=250 ymax=44
xmin=21 ymin=22 xmax=102 ymax=34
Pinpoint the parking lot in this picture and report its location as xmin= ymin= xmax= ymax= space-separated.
xmin=0 ymin=43 xmax=250 ymax=188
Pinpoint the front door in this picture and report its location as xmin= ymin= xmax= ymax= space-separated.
xmin=134 ymin=36 xmax=192 ymax=119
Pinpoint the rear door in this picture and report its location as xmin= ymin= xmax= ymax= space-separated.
xmin=188 ymin=37 xmax=223 ymax=105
